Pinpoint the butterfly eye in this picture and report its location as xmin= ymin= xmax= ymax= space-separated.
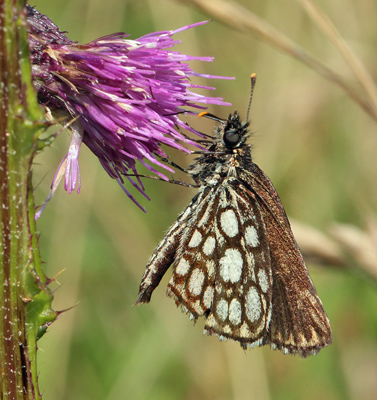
xmin=223 ymin=128 xmax=241 ymax=147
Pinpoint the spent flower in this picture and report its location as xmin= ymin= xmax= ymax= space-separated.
xmin=26 ymin=5 xmax=233 ymax=215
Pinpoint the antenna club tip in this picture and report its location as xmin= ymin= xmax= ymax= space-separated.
xmin=246 ymin=73 xmax=257 ymax=120
xmin=198 ymin=112 xmax=208 ymax=118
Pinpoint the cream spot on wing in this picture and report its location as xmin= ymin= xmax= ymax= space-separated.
xmin=223 ymin=325 xmax=231 ymax=334
xmin=203 ymin=236 xmax=216 ymax=256
xmin=258 ymin=269 xmax=269 ymax=293
xmin=188 ymin=229 xmax=202 ymax=248
xmin=206 ymin=314 xmax=216 ymax=328
xmin=203 ymin=286 xmax=214 ymax=308
xmin=240 ymin=322 xmax=251 ymax=338
xmin=245 ymin=252 xmax=255 ymax=270
xmin=220 ymin=209 xmax=239 ymax=237
xmin=220 ymin=248 xmax=243 ymax=283
xmin=188 ymin=269 xmax=205 ymax=296
xmin=245 ymin=226 xmax=259 ymax=247
xmin=216 ymin=299 xmax=229 ymax=321
xmin=181 ymin=206 xmax=192 ymax=221
xmin=175 ymin=258 xmax=190 ymax=276
xmin=245 ymin=287 xmax=261 ymax=323
xmin=229 ymin=298 xmax=242 ymax=325
xmin=206 ymin=260 xmax=215 ymax=277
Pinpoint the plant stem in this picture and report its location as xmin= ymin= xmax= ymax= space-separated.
xmin=0 ymin=1 xmax=55 ymax=399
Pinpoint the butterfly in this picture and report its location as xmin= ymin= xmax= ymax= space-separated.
xmin=136 ymin=74 xmax=332 ymax=357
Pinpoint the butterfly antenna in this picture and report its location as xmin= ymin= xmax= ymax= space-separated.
xmin=198 ymin=111 xmax=226 ymax=123
xmin=246 ymin=73 xmax=257 ymax=121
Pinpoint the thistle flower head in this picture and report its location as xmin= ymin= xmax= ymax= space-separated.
xmin=27 ymin=5 xmax=233 ymax=215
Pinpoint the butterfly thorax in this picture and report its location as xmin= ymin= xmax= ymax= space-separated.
xmin=188 ymin=111 xmax=253 ymax=187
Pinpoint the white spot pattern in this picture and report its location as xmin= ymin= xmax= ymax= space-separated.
xmin=188 ymin=230 xmax=202 ymax=248
xmin=229 ymin=299 xmax=242 ymax=325
xmin=220 ymin=209 xmax=239 ymax=237
xmin=258 ymin=269 xmax=269 ymax=293
xmin=219 ymin=248 xmax=243 ymax=283
xmin=240 ymin=322 xmax=251 ymax=338
xmin=206 ymin=260 xmax=215 ymax=277
xmin=203 ymin=236 xmax=216 ymax=256
xmin=217 ymin=299 xmax=228 ymax=321
xmin=203 ymin=286 xmax=214 ymax=308
xmin=245 ymin=226 xmax=259 ymax=247
xmin=175 ymin=258 xmax=190 ymax=276
xmin=189 ymin=269 xmax=205 ymax=296
xmin=245 ymin=287 xmax=261 ymax=323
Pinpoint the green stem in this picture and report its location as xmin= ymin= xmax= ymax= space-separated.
xmin=0 ymin=1 xmax=56 ymax=399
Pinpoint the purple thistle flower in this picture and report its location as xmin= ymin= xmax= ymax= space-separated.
xmin=26 ymin=5 xmax=233 ymax=216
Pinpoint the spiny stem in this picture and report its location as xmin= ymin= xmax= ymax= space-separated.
xmin=0 ymin=1 xmax=55 ymax=399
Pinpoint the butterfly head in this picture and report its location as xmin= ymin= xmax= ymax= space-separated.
xmin=222 ymin=111 xmax=250 ymax=149
xmin=197 ymin=110 xmax=251 ymax=153
xmin=189 ymin=111 xmax=253 ymax=184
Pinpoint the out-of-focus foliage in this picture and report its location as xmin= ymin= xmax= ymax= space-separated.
xmin=33 ymin=1 xmax=377 ymax=399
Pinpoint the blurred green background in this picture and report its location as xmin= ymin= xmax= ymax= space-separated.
xmin=32 ymin=1 xmax=377 ymax=399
